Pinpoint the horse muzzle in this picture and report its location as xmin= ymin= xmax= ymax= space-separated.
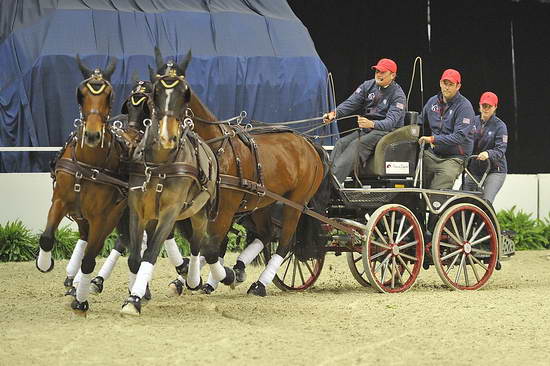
xmin=159 ymin=135 xmax=178 ymax=150
xmin=84 ymin=131 xmax=101 ymax=147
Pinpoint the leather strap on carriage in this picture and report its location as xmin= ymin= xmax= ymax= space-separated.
xmin=219 ymin=174 xmax=359 ymax=238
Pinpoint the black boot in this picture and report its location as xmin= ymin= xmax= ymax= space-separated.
xmin=90 ymin=276 xmax=104 ymax=294
xmin=233 ymin=260 xmax=246 ymax=284
xmin=247 ymin=281 xmax=267 ymax=297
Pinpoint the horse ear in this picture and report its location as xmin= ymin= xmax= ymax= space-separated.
xmin=103 ymin=57 xmax=117 ymax=81
xmin=76 ymin=54 xmax=92 ymax=79
xmin=154 ymin=46 xmax=164 ymax=71
xmin=148 ymin=64 xmax=157 ymax=82
xmin=178 ymin=50 xmax=192 ymax=76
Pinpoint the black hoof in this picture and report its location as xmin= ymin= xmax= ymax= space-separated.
xmin=247 ymin=281 xmax=267 ymax=297
xmin=201 ymin=283 xmax=215 ymax=295
xmin=64 ymin=276 xmax=74 ymax=288
xmin=121 ymin=295 xmax=141 ymax=315
xmin=185 ymin=277 xmax=203 ymax=291
xmin=35 ymin=257 xmax=54 ymax=273
xmin=221 ymin=266 xmax=236 ymax=287
xmin=71 ymin=299 xmax=89 ymax=312
xmin=169 ymin=278 xmax=185 ymax=296
xmin=90 ymin=276 xmax=104 ymax=294
xmin=144 ymin=284 xmax=152 ymax=301
xmin=65 ymin=286 xmax=76 ymax=298
xmin=175 ymin=257 xmax=190 ymax=277
xmin=233 ymin=261 xmax=246 ymax=284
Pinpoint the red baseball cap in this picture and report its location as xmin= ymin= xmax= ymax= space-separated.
xmin=372 ymin=58 xmax=397 ymax=73
xmin=440 ymin=69 xmax=461 ymax=84
xmin=479 ymin=91 xmax=498 ymax=107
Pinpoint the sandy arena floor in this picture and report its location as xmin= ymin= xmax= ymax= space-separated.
xmin=1 ymin=250 xmax=550 ymax=366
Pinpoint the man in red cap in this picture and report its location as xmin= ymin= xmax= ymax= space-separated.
xmin=323 ymin=58 xmax=406 ymax=185
xmin=418 ymin=68 xmax=475 ymax=189
xmin=463 ymin=91 xmax=508 ymax=203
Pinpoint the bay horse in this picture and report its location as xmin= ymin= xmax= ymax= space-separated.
xmin=151 ymin=49 xmax=328 ymax=296
xmin=121 ymin=55 xmax=219 ymax=315
xmin=36 ymin=56 xmax=130 ymax=314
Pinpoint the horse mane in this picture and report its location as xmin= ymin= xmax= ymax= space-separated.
xmin=189 ymin=89 xmax=218 ymax=121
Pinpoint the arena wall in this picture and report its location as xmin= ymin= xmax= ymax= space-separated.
xmin=1 ymin=173 xmax=548 ymax=231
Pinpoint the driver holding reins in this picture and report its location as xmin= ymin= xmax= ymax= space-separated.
xmin=323 ymin=58 xmax=407 ymax=185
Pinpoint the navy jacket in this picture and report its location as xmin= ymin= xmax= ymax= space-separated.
xmin=470 ymin=114 xmax=508 ymax=175
xmin=420 ymin=92 xmax=475 ymax=157
xmin=335 ymin=79 xmax=406 ymax=131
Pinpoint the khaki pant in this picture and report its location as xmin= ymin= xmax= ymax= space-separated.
xmin=422 ymin=149 xmax=464 ymax=190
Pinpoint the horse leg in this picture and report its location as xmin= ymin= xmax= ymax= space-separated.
xmin=91 ymin=209 xmax=129 ymax=294
xmin=37 ymin=199 xmax=67 ymax=272
xmin=233 ymin=209 xmax=273 ymax=286
xmin=198 ymin=210 xmax=237 ymax=292
xmin=201 ymin=235 xmax=228 ymax=294
xmin=126 ymin=208 xmax=146 ymax=297
xmin=164 ymin=224 xmax=190 ymax=297
xmin=248 ymin=202 xmax=304 ymax=297
xmin=63 ymin=220 xmax=89 ymax=298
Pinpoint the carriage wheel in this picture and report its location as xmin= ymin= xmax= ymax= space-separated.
xmin=263 ymin=241 xmax=325 ymax=291
xmin=431 ymin=203 xmax=498 ymax=290
xmin=363 ymin=204 xmax=424 ymax=293
xmin=346 ymin=249 xmax=371 ymax=287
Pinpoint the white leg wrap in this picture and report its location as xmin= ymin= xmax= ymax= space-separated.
xmin=37 ymin=249 xmax=52 ymax=272
xmin=76 ymin=272 xmax=92 ymax=303
xmin=128 ymin=272 xmax=137 ymax=291
xmin=66 ymin=239 xmax=87 ymax=277
xmin=237 ymin=238 xmax=264 ymax=265
xmin=164 ymin=238 xmax=183 ymax=267
xmin=131 ymin=262 xmax=154 ymax=298
xmin=199 ymin=255 xmax=207 ymax=269
xmin=187 ymin=255 xmax=201 ymax=289
xmin=96 ymin=249 xmax=122 ymax=280
xmin=73 ymin=270 xmax=83 ymax=287
xmin=259 ymin=254 xmax=284 ymax=286
xmin=207 ymin=258 xmax=225 ymax=287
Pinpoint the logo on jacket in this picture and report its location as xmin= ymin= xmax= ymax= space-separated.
xmin=503 ymin=135 xmax=508 ymax=143
xmin=431 ymin=104 xmax=439 ymax=112
xmin=368 ymin=93 xmax=375 ymax=100
xmin=462 ymin=118 xmax=470 ymax=124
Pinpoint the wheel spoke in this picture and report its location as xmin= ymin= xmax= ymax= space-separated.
xmin=372 ymin=240 xmax=391 ymax=250
xmin=450 ymin=216 xmax=463 ymax=242
xmin=398 ymin=252 xmax=417 ymax=262
xmin=370 ymin=249 xmax=388 ymax=261
xmin=353 ymin=254 xmax=362 ymax=264
xmin=467 ymin=255 xmax=481 ymax=283
xmin=282 ymin=254 xmax=292 ymax=282
xmin=469 ymin=221 xmax=486 ymax=243
xmin=455 ymin=254 xmax=465 ymax=284
xmin=397 ymin=255 xmax=413 ymax=276
xmin=374 ymin=226 xmax=388 ymax=244
xmin=304 ymin=260 xmax=315 ymax=276
xmin=463 ymin=256 xmax=470 ymax=287
xmin=471 ymin=248 xmax=493 ymax=256
xmin=470 ymin=235 xmax=491 ymax=246
xmin=470 ymin=254 xmax=489 ymax=271
xmin=291 ymin=257 xmax=297 ymax=287
xmin=398 ymin=240 xmax=418 ymax=250
xmin=443 ymin=226 xmax=463 ymax=246
xmin=297 ymin=260 xmax=306 ymax=285
xmin=391 ymin=256 xmax=396 ymax=289
xmin=445 ymin=251 xmax=461 ymax=275
xmin=396 ymin=225 xmax=413 ymax=244
xmin=441 ymin=248 xmax=462 ymax=261
xmin=461 ymin=211 xmax=467 ymax=241
xmin=440 ymin=241 xmax=460 ymax=249
xmin=382 ymin=216 xmax=392 ymax=243
xmin=396 ymin=215 xmax=405 ymax=244
xmin=390 ymin=211 xmax=396 ymax=243
xmin=465 ymin=212 xmax=475 ymax=241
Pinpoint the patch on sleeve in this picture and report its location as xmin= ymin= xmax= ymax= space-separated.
xmin=503 ymin=134 xmax=508 ymax=143
xmin=462 ymin=117 xmax=471 ymax=124
xmin=396 ymin=102 xmax=404 ymax=110
xmin=355 ymin=87 xmax=361 ymax=94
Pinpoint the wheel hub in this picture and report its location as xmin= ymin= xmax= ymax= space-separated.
xmin=463 ymin=243 xmax=472 ymax=254
xmin=391 ymin=244 xmax=400 ymax=256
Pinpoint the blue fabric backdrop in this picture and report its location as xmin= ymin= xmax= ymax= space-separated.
xmin=0 ymin=0 xmax=337 ymax=172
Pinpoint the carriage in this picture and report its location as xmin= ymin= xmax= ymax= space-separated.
xmin=260 ymin=111 xmax=516 ymax=293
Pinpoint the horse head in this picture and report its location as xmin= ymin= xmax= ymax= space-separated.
xmin=76 ymin=55 xmax=117 ymax=148
xmin=149 ymin=48 xmax=193 ymax=150
xmin=122 ymin=79 xmax=153 ymax=132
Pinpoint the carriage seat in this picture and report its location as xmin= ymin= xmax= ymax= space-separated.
xmin=363 ymin=123 xmax=420 ymax=177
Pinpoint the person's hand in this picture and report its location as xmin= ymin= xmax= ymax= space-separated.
xmin=323 ymin=111 xmax=336 ymax=124
xmin=418 ymin=136 xmax=434 ymax=145
xmin=477 ymin=151 xmax=489 ymax=160
xmin=357 ymin=117 xmax=375 ymax=129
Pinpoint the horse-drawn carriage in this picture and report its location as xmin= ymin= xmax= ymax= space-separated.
xmin=261 ymin=112 xmax=516 ymax=294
